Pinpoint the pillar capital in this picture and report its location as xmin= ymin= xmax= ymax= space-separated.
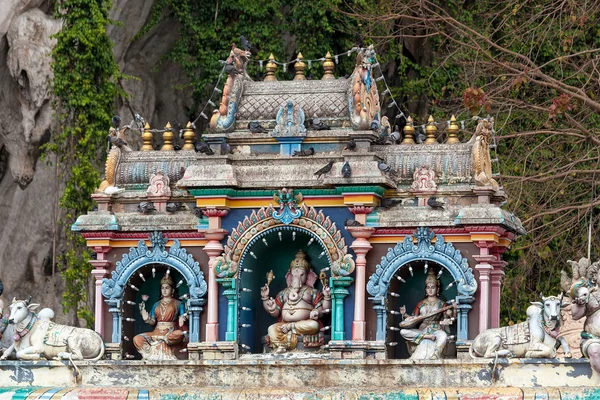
xmin=202 ymin=207 xmax=230 ymax=229
xmin=347 ymin=206 xmax=374 ymax=225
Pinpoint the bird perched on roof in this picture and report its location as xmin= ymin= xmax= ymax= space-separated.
xmin=309 ymin=118 xmax=331 ymax=131
xmin=377 ymin=160 xmax=391 ymax=173
xmin=344 ymin=138 xmax=357 ymax=151
xmin=370 ymin=119 xmax=380 ymax=131
xmin=195 ymin=140 xmax=214 ymax=155
xmin=166 ymin=202 xmax=185 ymax=213
xmin=415 ymin=130 xmax=426 ymax=144
xmin=134 ymin=113 xmax=145 ymax=129
xmin=390 ymin=125 xmax=401 ymax=144
xmin=138 ymin=201 xmax=156 ymax=214
xmin=344 ymin=219 xmax=364 ymax=227
xmin=221 ymin=141 xmax=232 ymax=154
xmin=380 ymin=198 xmax=401 ymax=209
xmin=107 ymin=134 xmax=128 ymax=149
xmin=248 ymin=121 xmax=268 ymax=133
xmin=240 ymin=35 xmax=257 ymax=54
xmin=112 ymin=115 xmax=121 ymax=129
xmin=342 ymin=162 xmax=351 ymax=178
xmin=293 ymin=147 xmax=315 ymax=157
xmin=193 ymin=207 xmax=204 ymax=219
xmin=314 ymin=161 xmax=334 ymax=180
xmin=224 ymin=62 xmax=242 ymax=76
xmin=427 ymin=197 xmax=445 ymax=210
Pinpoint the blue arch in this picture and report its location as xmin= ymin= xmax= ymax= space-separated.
xmin=366 ymin=227 xmax=477 ymax=342
xmin=101 ymin=231 xmax=207 ymax=343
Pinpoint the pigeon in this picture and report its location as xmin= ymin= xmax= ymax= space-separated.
xmin=240 ymin=35 xmax=257 ymax=54
xmin=248 ymin=121 xmax=268 ymax=133
xmin=344 ymin=138 xmax=357 ymax=151
xmin=380 ymin=198 xmax=401 ymax=209
xmin=221 ymin=141 xmax=232 ymax=154
xmin=354 ymin=33 xmax=364 ymax=49
xmin=224 ymin=63 xmax=241 ymax=75
xmin=427 ymin=197 xmax=445 ymax=210
xmin=377 ymin=160 xmax=391 ymax=173
xmin=195 ymin=140 xmax=214 ymax=155
xmin=390 ymin=125 xmax=401 ymax=144
xmin=309 ymin=118 xmax=331 ymax=131
xmin=415 ymin=130 xmax=427 ymax=144
xmin=342 ymin=161 xmax=351 ymax=178
xmin=134 ymin=113 xmax=145 ymax=129
xmin=166 ymin=202 xmax=184 ymax=213
xmin=107 ymin=135 xmax=127 ymax=148
xmin=193 ymin=207 xmax=204 ymax=219
xmin=112 ymin=115 xmax=121 ymax=129
xmin=314 ymin=161 xmax=335 ymax=180
xmin=370 ymin=120 xmax=380 ymax=131
xmin=104 ymin=186 xmax=125 ymax=195
xmin=344 ymin=219 xmax=364 ymax=227
xmin=174 ymin=144 xmax=182 ymax=151
xmin=138 ymin=201 xmax=156 ymax=214
xmin=292 ymin=147 xmax=315 ymax=157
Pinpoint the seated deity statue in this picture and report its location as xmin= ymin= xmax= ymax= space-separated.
xmin=133 ymin=273 xmax=187 ymax=360
xmin=399 ymin=269 xmax=456 ymax=360
xmin=261 ymin=250 xmax=331 ymax=353
xmin=571 ymin=265 xmax=600 ymax=373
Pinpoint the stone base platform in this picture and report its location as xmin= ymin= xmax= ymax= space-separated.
xmin=0 ymin=358 xmax=598 ymax=398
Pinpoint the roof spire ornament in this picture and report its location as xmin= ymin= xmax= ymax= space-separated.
xmin=293 ymin=52 xmax=306 ymax=80
xmin=425 ymin=115 xmax=438 ymax=145
xmin=182 ymin=121 xmax=195 ymax=150
xmin=141 ymin=122 xmax=153 ymax=151
xmin=322 ymin=52 xmax=335 ymax=80
xmin=401 ymin=116 xmax=416 ymax=144
xmin=265 ymin=54 xmax=277 ymax=81
xmin=446 ymin=115 xmax=460 ymax=144
xmin=161 ymin=122 xmax=174 ymax=151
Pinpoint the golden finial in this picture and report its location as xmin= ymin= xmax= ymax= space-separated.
xmin=182 ymin=121 xmax=195 ymax=150
xmin=401 ymin=116 xmax=416 ymax=144
xmin=322 ymin=51 xmax=335 ymax=80
xmin=425 ymin=115 xmax=438 ymax=144
xmin=161 ymin=122 xmax=174 ymax=151
xmin=141 ymin=122 xmax=153 ymax=151
xmin=446 ymin=115 xmax=460 ymax=144
xmin=265 ymin=54 xmax=277 ymax=81
xmin=293 ymin=52 xmax=306 ymax=80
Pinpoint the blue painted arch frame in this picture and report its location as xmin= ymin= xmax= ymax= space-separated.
xmin=366 ymin=227 xmax=477 ymax=342
xmin=101 ymin=231 xmax=207 ymax=343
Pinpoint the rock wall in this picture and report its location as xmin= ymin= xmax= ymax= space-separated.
xmin=0 ymin=0 xmax=193 ymax=324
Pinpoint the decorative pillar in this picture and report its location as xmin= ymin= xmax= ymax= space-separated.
xmin=456 ymin=295 xmax=475 ymax=342
xmin=490 ymin=258 xmax=507 ymax=329
xmin=217 ymin=278 xmax=238 ymax=341
xmin=331 ymin=277 xmax=352 ymax=340
xmin=90 ymin=255 xmax=110 ymax=336
xmin=106 ymin=299 xmax=122 ymax=344
xmin=474 ymin=242 xmax=496 ymax=333
xmin=203 ymin=225 xmax=228 ymax=342
xmin=187 ymin=298 xmax=204 ymax=342
xmin=347 ymin=224 xmax=375 ymax=341
xmin=372 ymin=299 xmax=386 ymax=341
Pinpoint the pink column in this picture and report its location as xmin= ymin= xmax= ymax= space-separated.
xmin=490 ymin=257 xmax=507 ymax=329
xmin=474 ymin=242 xmax=495 ymax=333
xmin=203 ymin=218 xmax=228 ymax=342
xmin=348 ymin=225 xmax=375 ymax=341
xmin=90 ymin=247 xmax=111 ymax=336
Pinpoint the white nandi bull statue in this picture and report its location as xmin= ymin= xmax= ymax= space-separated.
xmin=470 ymin=293 xmax=571 ymax=358
xmin=0 ymin=297 xmax=105 ymax=361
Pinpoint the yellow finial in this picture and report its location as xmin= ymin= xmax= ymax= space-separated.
xmin=293 ymin=52 xmax=306 ymax=80
xmin=161 ymin=122 xmax=174 ymax=151
xmin=401 ymin=116 xmax=416 ymax=144
xmin=446 ymin=115 xmax=460 ymax=144
xmin=182 ymin=121 xmax=195 ymax=150
xmin=322 ymin=51 xmax=335 ymax=80
xmin=425 ymin=115 xmax=438 ymax=144
xmin=141 ymin=122 xmax=153 ymax=151
xmin=265 ymin=54 xmax=277 ymax=81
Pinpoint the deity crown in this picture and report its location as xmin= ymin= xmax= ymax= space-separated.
xmin=161 ymin=273 xmax=174 ymax=287
xmin=425 ymin=269 xmax=440 ymax=287
xmin=289 ymin=250 xmax=311 ymax=271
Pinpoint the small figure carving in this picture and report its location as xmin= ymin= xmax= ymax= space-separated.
xmin=470 ymin=293 xmax=570 ymax=358
xmin=399 ymin=270 xmax=456 ymax=360
xmin=558 ymin=258 xmax=588 ymax=358
xmin=411 ymin=165 xmax=437 ymax=192
xmin=134 ymin=274 xmax=187 ymax=360
xmin=1 ymin=297 xmax=104 ymax=360
xmin=273 ymin=100 xmax=306 ymax=137
xmin=147 ymin=171 xmax=171 ymax=198
xmin=472 ymin=118 xmax=499 ymax=189
xmin=261 ymin=250 xmax=331 ymax=353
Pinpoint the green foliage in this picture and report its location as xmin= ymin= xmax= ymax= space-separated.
xmin=49 ymin=0 xmax=122 ymax=327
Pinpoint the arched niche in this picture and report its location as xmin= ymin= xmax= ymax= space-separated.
xmin=214 ymin=193 xmax=355 ymax=349
xmin=102 ymin=231 xmax=207 ymax=343
xmin=366 ymin=227 xmax=477 ymax=343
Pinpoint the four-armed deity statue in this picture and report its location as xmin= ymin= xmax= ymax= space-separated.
xmin=261 ymin=250 xmax=331 ymax=353
xmin=399 ymin=269 xmax=456 ymax=360
xmin=134 ymin=273 xmax=188 ymax=360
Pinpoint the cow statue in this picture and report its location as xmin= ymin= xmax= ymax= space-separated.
xmin=0 ymin=297 xmax=105 ymax=361
xmin=470 ymin=293 xmax=571 ymax=359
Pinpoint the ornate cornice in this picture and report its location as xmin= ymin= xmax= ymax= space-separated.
xmin=81 ymin=231 xmax=205 ymax=239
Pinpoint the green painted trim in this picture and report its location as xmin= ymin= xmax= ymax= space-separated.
xmin=331 ymin=276 xmax=353 ymax=341
xmin=217 ymin=277 xmax=238 ymax=341
xmin=189 ymin=186 xmax=386 ymax=198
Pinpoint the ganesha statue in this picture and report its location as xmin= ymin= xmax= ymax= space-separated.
xmin=261 ymin=250 xmax=331 ymax=353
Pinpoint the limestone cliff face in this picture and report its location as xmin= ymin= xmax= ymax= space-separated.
xmin=0 ymin=0 xmax=192 ymax=324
